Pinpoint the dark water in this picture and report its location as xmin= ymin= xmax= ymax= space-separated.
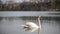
xmin=0 ymin=17 xmax=60 ymax=34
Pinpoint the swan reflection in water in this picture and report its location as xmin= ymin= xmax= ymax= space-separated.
xmin=21 ymin=22 xmax=40 ymax=32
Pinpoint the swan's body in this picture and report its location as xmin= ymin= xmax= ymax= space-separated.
xmin=21 ymin=22 xmax=39 ymax=32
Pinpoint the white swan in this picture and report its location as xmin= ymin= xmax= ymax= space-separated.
xmin=21 ymin=22 xmax=40 ymax=32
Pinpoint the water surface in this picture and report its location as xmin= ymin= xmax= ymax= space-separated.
xmin=0 ymin=17 xmax=60 ymax=34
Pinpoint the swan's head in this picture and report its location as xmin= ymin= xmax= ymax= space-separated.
xmin=21 ymin=22 xmax=39 ymax=32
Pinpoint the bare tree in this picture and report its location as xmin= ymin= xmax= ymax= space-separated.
xmin=28 ymin=0 xmax=40 ymax=3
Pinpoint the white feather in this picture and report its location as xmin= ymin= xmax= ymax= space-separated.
xmin=21 ymin=22 xmax=39 ymax=32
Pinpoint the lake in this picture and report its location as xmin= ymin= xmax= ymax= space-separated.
xmin=0 ymin=17 xmax=60 ymax=34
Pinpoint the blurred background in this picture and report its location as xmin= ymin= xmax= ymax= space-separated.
xmin=0 ymin=0 xmax=60 ymax=11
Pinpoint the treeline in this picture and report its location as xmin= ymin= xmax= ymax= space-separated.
xmin=0 ymin=2 xmax=58 ymax=11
